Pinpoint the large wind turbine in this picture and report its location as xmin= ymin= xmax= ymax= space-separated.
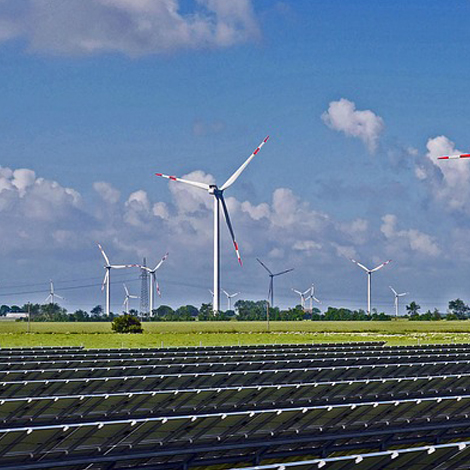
xmin=292 ymin=287 xmax=310 ymax=310
xmin=123 ymin=284 xmax=139 ymax=314
xmin=257 ymin=258 xmax=294 ymax=307
xmin=156 ymin=136 xmax=269 ymax=313
xmin=45 ymin=280 xmax=64 ymax=304
xmin=139 ymin=253 xmax=169 ymax=315
xmin=389 ymin=286 xmax=407 ymax=318
xmin=350 ymin=258 xmax=391 ymax=315
xmin=98 ymin=244 xmax=135 ymax=316
xmin=222 ymin=289 xmax=239 ymax=311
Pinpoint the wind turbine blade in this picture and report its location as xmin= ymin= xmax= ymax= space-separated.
xmin=156 ymin=279 xmax=161 ymax=297
xmin=220 ymin=195 xmax=242 ymax=266
xmin=268 ymin=280 xmax=272 ymax=303
xmin=313 ymin=296 xmax=322 ymax=304
xmin=292 ymin=289 xmax=302 ymax=295
xmin=220 ymin=136 xmax=270 ymax=191
xmin=155 ymin=173 xmax=210 ymax=191
xmin=389 ymin=286 xmax=398 ymax=296
xmin=111 ymin=264 xmax=136 ymax=269
xmin=438 ymin=154 xmax=470 ymax=160
xmin=124 ymin=284 xmax=129 ymax=296
xmin=257 ymin=258 xmax=273 ymax=275
xmin=398 ymin=292 xmax=408 ymax=297
xmin=97 ymin=243 xmax=110 ymax=266
xmin=350 ymin=258 xmax=370 ymax=272
xmin=153 ymin=252 xmax=169 ymax=271
xmin=371 ymin=259 xmax=392 ymax=272
xmin=101 ymin=271 xmax=109 ymax=292
xmin=55 ymin=294 xmax=64 ymax=300
xmin=302 ymin=288 xmax=311 ymax=296
xmin=129 ymin=295 xmax=139 ymax=299
xmin=273 ymin=268 xmax=294 ymax=277
xmin=222 ymin=289 xmax=229 ymax=297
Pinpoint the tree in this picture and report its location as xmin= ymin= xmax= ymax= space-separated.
xmin=406 ymin=301 xmax=421 ymax=316
xmin=91 ymin=305 xmax=104 ymax=318
xmin=448 ymin=299 xmax=470 ymax=320
xmin=111 ymin=314 xmax=143 ymax=333
xmin=72 ymin=310 xmax=89 ymax=322
xmin=153 ymin=305 xmax=174 ymax=317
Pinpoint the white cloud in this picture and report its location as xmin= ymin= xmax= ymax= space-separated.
xmin=0 ymin=0 xmax=260 ymax=56
xmin=93 ymin=181 xmax=120 ymax=204
xmin=322 ymin=98 xmax=385 ymax=152
xmin=422 ymin=135 xmax=470 ymax=212
xmin=380 ymin=214 xmax=440 ymax=257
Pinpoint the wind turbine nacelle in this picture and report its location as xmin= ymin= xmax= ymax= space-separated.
xmin=208 ymin=185 xmax=219 ymax=195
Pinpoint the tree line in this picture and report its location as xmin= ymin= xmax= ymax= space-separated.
xmin=1 ymin=298 xmax=470 ymax=322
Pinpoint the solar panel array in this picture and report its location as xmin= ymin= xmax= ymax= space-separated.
xmin=1 ymin=342 xmax=470 ymax=469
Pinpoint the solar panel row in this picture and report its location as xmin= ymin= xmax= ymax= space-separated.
xmin=1 ymin=343 xmax=469 ymax=469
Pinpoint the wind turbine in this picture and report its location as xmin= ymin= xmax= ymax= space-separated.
xmin=123 ymin=284 xmax=139 ymax=314
xmin=156 ymin=136 xmax=269 ymax=313
xmin=222 ymin=289 xmax=239 ymax=311
xmin=350 ymin=258 xmax=391 ymax=315
xmin=306 ymin=284 xmax=321 ymax=312
xmin=45 ymin=280 xmax=64 ymax=304
xmin=292 ymin=287 xmax=310 ymax=310
xmin=98 ymin=243 xmax=136 ymax=316
xmin=257 ymin=258 xmax=294 ymax=307
xmin=139 ymin=253 xmax=169 ymax=315
xmin=389 ymin=286 xmax=408 ymax=318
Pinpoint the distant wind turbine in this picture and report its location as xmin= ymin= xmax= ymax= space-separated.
xmin=350 ymin=258 xmax=391 ymax=315
xmin=98 ymin=243 xmax=136 ymax=316
xmin=222 ymin=289 xmax=239 ymax=311
xmin=306 ymin=284 xmax=321 ymax=312
xmin=139 ymin=252 xmax=169 ymax=315
xmin=257 ymin=258 xmax=294 ymax=307
xmin=155 ymin=136 xmax=270 ymax=313
xmin=45 ymin=280 xmax=64 ymax=304
xmin=389 ymin=286 xmax=408 ymax=318
xmin=292 ymin=287 xmax=311 ymax=310
xmin=123 ymin=284 xmax=139 ymax=314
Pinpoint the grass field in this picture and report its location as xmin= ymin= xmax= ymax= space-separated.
xmin=0 ymin=320 xmax=469 ymax=348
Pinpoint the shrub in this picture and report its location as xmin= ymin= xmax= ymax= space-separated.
xmin=111 ymin=314 xmax=143 ymax=334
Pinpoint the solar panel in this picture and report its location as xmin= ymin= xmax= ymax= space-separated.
xmin=1 ymin=343 xmax=469 ymax=469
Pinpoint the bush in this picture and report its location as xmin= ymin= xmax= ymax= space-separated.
xmin=111 ymin=314 xmax=143 ymax=334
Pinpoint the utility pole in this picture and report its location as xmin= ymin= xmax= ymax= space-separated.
xmin=140 ymin=258 xmax=149 ymax=319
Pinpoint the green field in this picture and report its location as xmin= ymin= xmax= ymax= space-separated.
xmin=0 ymin=321 xmax=469 ymax=348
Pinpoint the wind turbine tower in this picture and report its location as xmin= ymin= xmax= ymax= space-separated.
xmin=350 ymin=258 xmax=391 ymax=315
xmin=155 ymin=136 xmax=270 ymax=313
xmin=389 ymin=286 xmax=408 ymax=317
xmin=257 ymin=258 xmax=294 ymax=307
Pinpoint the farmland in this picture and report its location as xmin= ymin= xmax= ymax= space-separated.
xmin=0 ymin=320 xmax=470 ymax=348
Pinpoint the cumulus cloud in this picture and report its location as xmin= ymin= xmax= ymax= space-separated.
xmin=380 ymin=214 xmax=440 ymax=257
xmin=0 ymin=0 xmax=260 ymax=56
xmin=322 ymin=98 xmax=385 ymax=152
xmin=417 ymin=135 xmax=470 ymax=212
xmin=93 ymin=181 xmax=120 ymax=204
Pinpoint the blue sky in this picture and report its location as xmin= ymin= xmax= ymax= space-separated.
xmin=0 ymin=0 xmax=469 ymax=314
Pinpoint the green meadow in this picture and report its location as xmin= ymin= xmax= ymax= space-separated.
xmin=0 ymin=321 xmax=469 ymax=348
